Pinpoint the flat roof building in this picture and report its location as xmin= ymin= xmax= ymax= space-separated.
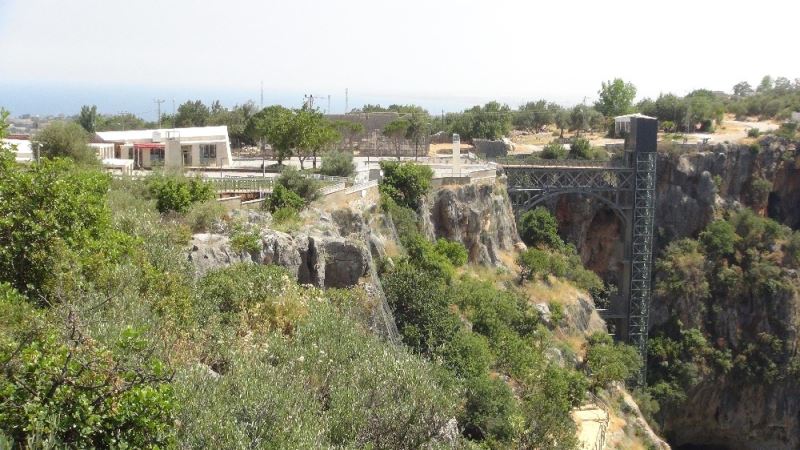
xmin=95 ymin=126 xmax=233 ymax=170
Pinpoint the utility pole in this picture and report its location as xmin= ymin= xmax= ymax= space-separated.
xmin=154 ymin=99 xmax=165 ymax=128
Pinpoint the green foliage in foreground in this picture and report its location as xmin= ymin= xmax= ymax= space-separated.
xmin=585 ymin=332 xmax=641 ymax=389
xmin=0 ymin=284 xmax=174 ymax=449
xmin=276 ymin=167 xmax=321 ymax=203
xmin=0 ymin=150 xmax=129 ymax=295
xmin=267 ymin=183 xmax=304 ymax=212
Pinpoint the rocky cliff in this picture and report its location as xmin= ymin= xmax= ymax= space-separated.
xmin=536 ymin=139 xmax=800 ymax=449
xmin=423 ymin=182 xmax=523 ymax=266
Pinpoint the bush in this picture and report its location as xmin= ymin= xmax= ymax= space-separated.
xmin=320 ymin=150 xmax=355 ymax=177
xmin=31 ymin=121 xmax=97 ymax=165
xmin=403 ymin=234 xmax=457 ymax=282
xmin=517 ymin=248 xmax=551 ymax=281
xmin=277 ymin=167 xmax=321 ymax=203
xmin=378 ymin=161 xmax=433 ymax=210
xmin=267 ymin=183 xmax=305 ymax=212
xmin=518 ymin=207 xmax=563 ymax=249
xmin=440 ymin=330 xmax=493 ymax=379
xmin=271 ymin=206 xmax=302 ymax=232
xmin=568 ymin=138 xmax=592 ymax=159
xmin=381 ymin=195 xmax=419 ymax=242
xmin=148 ymin=175 xmax=215 ymax=214
xmin=186 ymin=200 xmax=226 ymax=232
xmin=585 ymin=332 xmax=642 ymax=388
xmin=747 ymin=127 xmax=761 ymax=137
xmin=775 ymin=122 xmax=798 ymax=139
xmin=433 ymin=238 xmax=469 ymax=267
xmin=382 ymin=263 xmax=460 ymax=355
xmin=175 ymin=302 xmax=460 ymax=449
xmin=540 ymin=141 xmax=567 ymax=159
xmin=229 ymin=222 xmax=261 ymax=254
xmin=460 ymin=374 xmax=519 ymax=443
xmin=0 ymin=288 xmax=175 ymax=448
xmin=0 ymin=154 xmax=128 ymax=295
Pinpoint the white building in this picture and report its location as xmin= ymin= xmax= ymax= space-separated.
xmin=95 ymin=126 xmax=233 ymax=170
xmin=614 ymin=113 xmax=656 ymax=137
xmin=1 ymin=137 xmax=34 ymax=162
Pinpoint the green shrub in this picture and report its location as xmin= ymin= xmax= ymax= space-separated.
xmin=548 ymin=301 xmax=564 ymax=325
xmin=775 ymin=122 xmax=798 ymax=139
xmin=0 ymin=288 xmax=175 ymax=448
xmin=175 ymin=302 xmax=460 ymax=449
xmin=568 ymin=138 xmax=592 ymax=159
xmin=517 ymin=248 xmax=551 ymax=281
xmin=229 ymin=222 xmax=261 ymax=254
xmin=267 ymin=183 xmax=305 ymax=212
xmin=440 ymin=330 xmax=493 ymax=379
xmin=148 ymin=174 xmax=215 ymax=214
xmin=30 ymin=121 xmax=98 ymax=166
xmin=378 ymin=161 xmax=434 ymax=210
xmin=749 ymin=177 xmax=773 ymax=206
xmin=271 ymin=206 xmax=302 ymax=230
xmin=186 ymin=199 xmax=226 ymax=232
xmin=0 ymin=154 xmax=128 ymax=295
xmin=747 ymin=127 xmax=761 ymax=137
xmin=381 ymin=195 xmax=419 ymax=242
xmin=277 ymin=167 xmax=321 ymax=203
xmin=518 ymin=207 xmax=563 ymax=249
xmin=382 ymin=263 xmax=460 ymax=355
xmin=540 ymin=141 xmax=567 ymax=159
xmin=403 ymin=234 xmax=456 ymax=282
xmin=433 ymin=238 xmax=469 ymax=267
xmin=460 ymin=374 xmax=519 ymax=443
xmin=699 ymin=219 xmax=738 ymax=259
xmin=585 ymin=332 xmax=642 ymax=389
xmin=320 ymin=150 xmax=355 ymax=177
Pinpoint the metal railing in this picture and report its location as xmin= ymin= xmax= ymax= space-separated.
xmin=496 ymin=157 xmax=627 ymax=168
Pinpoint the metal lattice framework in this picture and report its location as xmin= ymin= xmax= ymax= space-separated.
xmin=503 ymin=142 xmax=656 ymax=385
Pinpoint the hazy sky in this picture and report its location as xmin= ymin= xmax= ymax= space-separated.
xmin=1 ymin=0 xmax=799 ymax=117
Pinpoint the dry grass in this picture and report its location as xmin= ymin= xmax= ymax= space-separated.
xmin=521 ymin=277 xmax=583 ymax=306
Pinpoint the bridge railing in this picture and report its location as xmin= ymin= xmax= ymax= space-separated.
xmin=496 ymin=156 xmax=627 ymax=168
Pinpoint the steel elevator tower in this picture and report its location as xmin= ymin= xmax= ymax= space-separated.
xmin=503 ymin=117 xmax=658 ymax=384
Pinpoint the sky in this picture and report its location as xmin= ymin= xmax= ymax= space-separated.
xmin=1 ymin=0 xmax=799 ymax=119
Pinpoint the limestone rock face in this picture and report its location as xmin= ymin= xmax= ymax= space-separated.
xmin=424 ymin=183 xmax=521 ymax=266
xmin=188 ymin=230 xmax=368 ymax=288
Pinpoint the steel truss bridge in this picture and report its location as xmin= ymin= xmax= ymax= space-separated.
xmin=502 ymin=118 xmax=658 ymax=385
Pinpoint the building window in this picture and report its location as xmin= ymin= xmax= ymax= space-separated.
xmin=150 ymin=148 xmax=165 ymax=165
xmin=200 ymin=144 xmax=217 ymax=164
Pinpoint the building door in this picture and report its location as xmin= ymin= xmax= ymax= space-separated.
xmin=182 ymin=145 xmax=192 ymax=166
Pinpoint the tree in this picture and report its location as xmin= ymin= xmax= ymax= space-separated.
xmin=95 ymin=112 xmax=148 ymax=131
xmin=175 ymin=100 xmax=210 ymax=127
xmin=585 ymin=332 xmax=641 ymax=388
xmin=378 ymin=161 xmax=433 ymax=210
xmin=595 ymin=78 xmax=637 ymax=117
xmin=540 ymin=141 xmax=566 ymax=159
xmin=333 ymin=120 xmax=365 ymax=150
xmin=569 ymin=105 xmax=590 ymax=136
xmin=292 ymin=108 xmax=339 ymax=170
xmin=513 ymin=100 xmax=554 ymax=132
xmin=554 ymin=109 xmax=570 ymax=138
xmin=247 ymin=105 xmax=294 ymax=165
xmin=77 ymin=104 xmax=98 ymax=132
xmin=320 ymin=150 xmax=355 ymax=177
xmin=448 ymin=102 xmax=511 ymax=141
xmin=757 ymin=75 xmax=773 ymax=93
xmin=383 ymin=118 xmax=410 ymax=160
xmin=404 ymin=112 xmax=430 ymax=160
xmin=732 ymin=81 xmax=753 ymax=98
xmin=518 ymin=207 xmax=563 ymax=250
xmin=31 ymin=121 xmax=96 ymax=165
